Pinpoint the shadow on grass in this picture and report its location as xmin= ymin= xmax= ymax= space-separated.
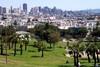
xmin=31 ymin=56 xmax=40 ymax=58
xmin=28 ymin=44 xmax=35 ymax=47
xmin=44 ymin=49 xmax=52 ymax=52
xmin=47 ymin=47 xmax=53 ymax=49
xmin=81 ymin=65 xmax=93 ymax=67
xmin=28 ymin=50 xmax=36 ymax=52
xmin=9 ymin=53 xmax=14 ymax=55
xmin=58 ymin=65 xmax=75 ymax=67
xmin=59 ymin=65 xmax=93 ymax=67
xmin=0 ymin=54 xmax=10 ymax=56
xmin=16 ymin=49 xmax=21 ymax=51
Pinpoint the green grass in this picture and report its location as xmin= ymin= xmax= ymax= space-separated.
xmin=0 ymin=40 xmax=99 ymax=67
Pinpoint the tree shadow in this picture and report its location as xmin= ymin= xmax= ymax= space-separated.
xmin=47 ymin=47 xmax=52 ymax=49
xmin=0 ymin=54 xmax=10 ymax=56
xmin=58 ymin=65 xmax=74 ymax=67
xmin=59 ymin=65 xmax=93 ymax=67
xmin=31 ymin=56 xmax=40 ymax=58
xmin=28 ymin=44 xmax=37 ymax=47
xmin=16 ymin=49 xmax=21 ymax=51
xmin=44 ymin=49 xmax=52 ymax=52
xmin=9 ymin=53 xmax=14 ymax=55
xmin=58 ymin=46 xmax=63 ymax=48
xmin=28 ymin=50 xmax=36 ymax=52
xmin=81 ymin=65 xmax=93 ymax=67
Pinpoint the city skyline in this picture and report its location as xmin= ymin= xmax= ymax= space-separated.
xmin=0 ymin=0 xmax=100 ymax=11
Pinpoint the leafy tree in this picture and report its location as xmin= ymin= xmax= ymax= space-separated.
xmin=65 ymin=27 xmax=88 ymax=38
xmin=48 ymin=31 xmax=60 ymax=49
xmin=35 ymin=39 xmax=47 ymax=57
xmin=34 ymin=23 xmax=60 ymax=48
xmin=91 ymin=29 xmax=100 ymax=37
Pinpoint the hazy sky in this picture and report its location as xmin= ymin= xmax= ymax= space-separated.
xmin=0 ymin=0 xmax=100 ymax=11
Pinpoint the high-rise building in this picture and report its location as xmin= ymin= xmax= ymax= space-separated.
xmin=0 ymin=6 xmax=3 ymax=14
xmin=3 ymin=7 xmax=6 ymax=14
xmin=10 ymin=6 xmax=14 ymax=13
xmin=23 ymin=3 xmax=27 ymax=12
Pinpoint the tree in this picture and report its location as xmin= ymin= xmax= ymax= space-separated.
xmin=48 ymin=31 xmax=60 ymax=50
xmin=91 ymin=21 xmax=100 ymax=66
xmin=65 ymin=27 xmax=88 ymax=38
xmin=85 ymin=35 xmax=93 ymax=63
xmin=75 ymin=36 xmax=85 ymax=67
xmin=1 ymin=16 xmax=8 ymax=63
xmin=34 ymin=23 xmax=60 ymax=49
xmin=96 ymin=21 xmax=100 ymax=30
xmin=68 ymin=43 xmax=77 ymax=66
xmin=35 ymin=39 xmax=47 ymax=57
xmin=20 ymin=43 xmax=23 ymax=55
xmin=1 ymin=26 xmax=16 ymax=50
xmin=24 ymin=34 xmax=29 ymax=51
xmin=91 ymin=29 xmax=100 ymax=37
xmin=0 ymin=35 xmax=3 ymax=55
xmin=65 ymin=35 xmax=71 ymax=46
xmin=18 ymin=36 xmax=23 ymax=55
xmin=13 ymin=34 xmax=18 ymax=56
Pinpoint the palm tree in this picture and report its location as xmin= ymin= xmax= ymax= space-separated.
xmin=20 ymin=43 xmax=23 ymax=55
xmin=96 ymin=43 xmax=100 ymax=63
xmin=13 ymin=34 xmax=18 ymax=56
xmin=68 ymin=43 xmax=77 ymax=66
xmin=85 ymin=35 xmax=93 ymax=63
xmin=91 ymin=21 xmax=100 ymax=66
xmin=7 ymin=36 xmax=12 ymax=50
xmin=24 ymin=34 xmax=29 ymax=51
xmin=18 ymin=36 xmax=23 ymax=55
xmin=75 ymin=36 xmax=84 ymax=67
xmin=0 ymin=35 xmax=3 ymax=55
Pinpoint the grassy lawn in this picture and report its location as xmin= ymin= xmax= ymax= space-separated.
xmin=0 ymin=39 xmax=99 ymax=67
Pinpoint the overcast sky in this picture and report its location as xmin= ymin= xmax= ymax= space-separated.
xmin=0 ymin=0 xmax=100 ymax=11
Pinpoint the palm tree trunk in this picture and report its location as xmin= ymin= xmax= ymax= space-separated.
xmin=87 ymin=52 xmax=91 ymax=63
xmin=74 ymin=51 xmax=77 ymax=66
xmin=25 ymin=44 xmax=27 ymax=51
xmin=96 ymin=50 xmax=99 ymax=63
xmin=93 ymin=50 xmax=96 ymax=67
xmin=0 ymin=44 xmax=3 ymax=55
xmin=14 ymin=43 xmax=16 ymax=56
xmin=76 ymin=51 xmax=79 ymax=67
xmin=20 ymin=44 xmax=23 ymax=55
xmin=41 ymin=49 xmax=44 ymax=57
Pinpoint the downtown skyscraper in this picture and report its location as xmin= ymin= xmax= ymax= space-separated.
xmin=23 ymin=3 xmax=27 ymax=12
